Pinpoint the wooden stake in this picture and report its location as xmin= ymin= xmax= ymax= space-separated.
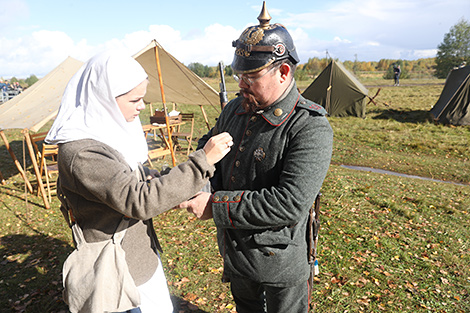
xmin=154 ymin=43 xmax=176 ymax=167
xmin=22 ymin=129 xmax=50 ymax=209
xmin=199 ymin=105 xmax=211 ymax=130
xmin=0 ymin=130 xmax=33 ymax=192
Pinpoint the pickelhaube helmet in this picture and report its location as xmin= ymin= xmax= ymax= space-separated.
xmin=231 ymin=1 xmax=300 ymax=74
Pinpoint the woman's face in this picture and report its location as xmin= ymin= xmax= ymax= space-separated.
xmin=116 ymin=80 xmax=149 ymax=122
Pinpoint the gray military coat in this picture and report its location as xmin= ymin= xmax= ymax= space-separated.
xmin=198 ymin=82 xmax=333 ymax=287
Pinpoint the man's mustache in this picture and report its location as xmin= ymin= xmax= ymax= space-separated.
xmin=240 ymin=89 xmax=259 ymax=113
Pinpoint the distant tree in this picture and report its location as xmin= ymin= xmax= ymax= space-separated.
xmin=225 ymin=65 xmax=233 ymax=77
xmin=435 ymin=18 xmax=470 ymax=78
xmin=294 ymin=67 xmax=309 ymax=81
xmin=25 ymin=74 xmax=39 ymax=87
xmin=376 ymin=59 xmax=392 ymax=71
xmin=304 ymin=57 xmax=328 ymax=77
xmin=188 ymin=62 xmax=207 ymax=77
xmin=206 ymin=66 xmax=216 ymax=78
xmin=343 ymin=60 xmax=354 ymax=72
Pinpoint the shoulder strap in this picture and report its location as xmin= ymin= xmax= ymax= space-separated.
xmin=297 ymin=95 xmax=328 ymax=116
xmin=112 ymin=218 xmax=130 ymax=245
xmin=57 ymin=183 xmax=74 ymax=228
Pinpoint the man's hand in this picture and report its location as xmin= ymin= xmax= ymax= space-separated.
xmin=177 ymin=192 xmax=213 ymax=220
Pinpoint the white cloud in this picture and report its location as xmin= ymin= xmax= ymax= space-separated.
xmin=0 ymin=30 xmax=90 ymax=78
xmin=366 ymin=41 xmax=380 ymax=47
xmin=334 ymin=37 xmax=352 ymax=44
xmin=0 ymin=24 xmax=241 ymax=78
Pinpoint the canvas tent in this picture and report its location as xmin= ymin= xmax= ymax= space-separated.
xmin=430 ymin=66 xmax=470 ymax=126
xmin=0 ymin=56 xmax=84 ymax=209
xmin=302 ymin=59 xmax=369 ymax=117
xmin=133 ymin=40 xmax=220 ymax=129
xmin=0 ymin=57 xmax=84 ymax=132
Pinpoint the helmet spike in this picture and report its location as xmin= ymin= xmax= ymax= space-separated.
xmin=257 ymin=1 xmax=271 ymax=30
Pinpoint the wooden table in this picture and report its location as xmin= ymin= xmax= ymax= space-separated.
xmin=142 ymin=122 xmax=185 ymax=166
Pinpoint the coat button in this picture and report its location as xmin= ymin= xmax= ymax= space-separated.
xmin=239 ymin=146 xmax=245 ymax=152
xmin=274 ymin=108 xmax=283 ymax=116
xmin=231 ymin=176 xmax=236 ymax=182
xmin=233 ymin=195 xmax=241 ymax=201
xmin=235 ymin=160 xmax=241 ymax=167
xmin=213 ymin=196 xmax=220 ymax=202
xmin=222 ymin=195 xmax=229 ymax=202
xmin=250 ymin=116 xmax=257 ymax=122
xmin=246 ymin=129 xmax=252 ymax=136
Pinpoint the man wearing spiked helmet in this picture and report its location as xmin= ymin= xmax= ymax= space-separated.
xmin=179 ymin=2 xmax=333 ymax=312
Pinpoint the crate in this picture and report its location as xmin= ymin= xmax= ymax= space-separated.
xmin=150 ymin=114 xmax=182 ymax=125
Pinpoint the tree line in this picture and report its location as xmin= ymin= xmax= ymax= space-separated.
xmin=189 ymin=57 xmax=437 ymax=81
xmin=0 ymin=75 xmax=39 ymax=90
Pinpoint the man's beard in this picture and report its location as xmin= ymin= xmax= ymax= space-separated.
xmin=240 ymin=89 xmax=261 ymax=113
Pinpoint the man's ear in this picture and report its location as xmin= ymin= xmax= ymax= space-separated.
xmin=279 ymin=63 xmax=291 ymax=82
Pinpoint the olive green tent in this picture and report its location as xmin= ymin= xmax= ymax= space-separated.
xmin=302 ymin=59 xmax=368 ymax=117
xmin=430 ymin=66 xmax=470 ymax=126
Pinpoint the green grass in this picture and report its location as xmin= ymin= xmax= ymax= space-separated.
xmin=1 ymin=78 xmax=469 ymax=312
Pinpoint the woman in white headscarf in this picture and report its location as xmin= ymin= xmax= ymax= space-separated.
xmin=46 ymin=50 xmax=232 ymax=313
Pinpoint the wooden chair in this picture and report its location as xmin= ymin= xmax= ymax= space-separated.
xmin=28 ymin=132 xmax=59 ymax=201
xmin=171 ymin=113 xmax=195 ymax=155
xmin=39 ymin=144 xmax=59 ymax=202
xmin=29 ymin=131 xmax=50 ymax=164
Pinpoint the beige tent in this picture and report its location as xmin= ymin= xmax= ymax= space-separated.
xmin=0 ymin=56 xmax=84 ymax=208
xmin=0 ymin=57 xmax=84 ymax=132
xmin=133 ymin=40 xmax=220 ymax=129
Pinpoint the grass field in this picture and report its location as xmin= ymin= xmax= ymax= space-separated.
xmin=0 ymin=77 xmax=469 ymax=312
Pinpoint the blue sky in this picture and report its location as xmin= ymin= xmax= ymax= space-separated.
xmin=1 ymin=0 xmax=469 ymax=78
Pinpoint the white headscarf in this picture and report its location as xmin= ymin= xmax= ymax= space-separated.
xmin=46 ymin=50 xmax=149 ymax=170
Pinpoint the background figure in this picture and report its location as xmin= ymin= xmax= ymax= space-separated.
xmin=46 ymin=50 xmax=232 ymax=313
xmin=394 ymin=64 xmax=401 ymax=86
xmin=178 ymin=4 xmax=333 ymax=313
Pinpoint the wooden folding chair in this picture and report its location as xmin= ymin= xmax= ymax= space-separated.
xmin=28 ymin=132 xmax=59 ymax=201
xmin=171 ymin=113 xmax=195 ymax=155
xmin=29 ymin=131 xmax=50 ymax=164
xmin=38 ymin=144 xmax=59 ymax=202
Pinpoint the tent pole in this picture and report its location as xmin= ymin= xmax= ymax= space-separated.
xmin=326 ymin=61 xmax=333 ymax=113
xmin=22 ymin=129 xmax=50 ymax=210
xmin=199 ymin=105 xmax=211 ymax=130
xmin=0 ymin=130 xmax=33 ymax=193
xmin=154 ymin=45 xmax=176 ymax=167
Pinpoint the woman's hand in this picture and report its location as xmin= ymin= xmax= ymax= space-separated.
xmin=203 ymin=132 xmax=233 ymax=165
xmin=177 ymin=192 xmax=213 ymax=220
